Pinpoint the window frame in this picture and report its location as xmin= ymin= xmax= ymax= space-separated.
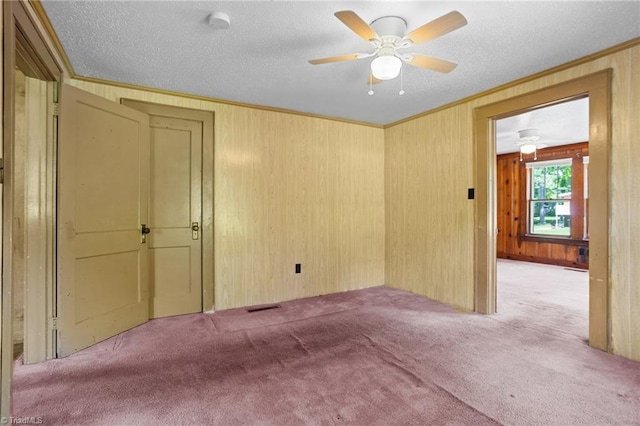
xmin=517 ymin=142 xmax=589 ymax=244
xmin=526 ymin=158 xmax=573 ymax=238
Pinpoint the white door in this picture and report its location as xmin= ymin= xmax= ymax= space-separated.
xmin=57 ymin=84 xmax=150 ymax=357
xmin=148 ymin=116 xmax=202 ymax=318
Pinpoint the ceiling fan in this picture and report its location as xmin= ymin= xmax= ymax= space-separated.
xmin=308 ymin=10 xmax=467 ymax=84
xmin=516 ymin=128 xmax=548 ymax=161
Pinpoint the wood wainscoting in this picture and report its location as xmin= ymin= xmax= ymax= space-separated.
xmin=497 ymin=142 xmax=589 ymax=269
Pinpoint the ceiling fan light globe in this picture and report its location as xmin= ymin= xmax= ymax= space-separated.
xmin=371 ymin=55 xmax=402 ymax=80
xmin=520 ymin=144 xmax=537 ymax=155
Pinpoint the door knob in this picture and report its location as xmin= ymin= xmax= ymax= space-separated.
xmin=192 ymin=222 xmax=199 ymax=240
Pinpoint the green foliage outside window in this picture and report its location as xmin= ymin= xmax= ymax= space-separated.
xmin=529 ymin=163 xmax=572 ymax=236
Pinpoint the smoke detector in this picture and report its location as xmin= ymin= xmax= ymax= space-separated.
xmin=207 ymin=12 xmax=230 ymax=30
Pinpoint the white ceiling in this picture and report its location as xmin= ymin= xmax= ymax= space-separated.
xmin=496 ymin=97 xmax=589 ymax=155
xmin=41 ymin=1 xmax=640 ymax=126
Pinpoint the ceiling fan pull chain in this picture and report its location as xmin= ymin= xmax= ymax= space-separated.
xmin=368 ymin=72 xmax=374 ymax=95
xmin=399 ymin=66 xmax=405 ymax=95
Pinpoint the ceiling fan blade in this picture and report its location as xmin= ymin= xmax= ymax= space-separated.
xmin=403 ymin=11 xmax=467 ymax=45
xmin=308 ymin=54 xmax=360 ymax=65
xmin=406 ymin=54 xmax=458 ymax=73
xmin=335 ymin=10 xmax=379 ymax=42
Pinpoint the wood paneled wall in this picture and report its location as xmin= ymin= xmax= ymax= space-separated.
xmin=497 ymin=143 xmax=589 ymax=269
xmin=69 ymin=79 xmax=385 ymax=310
xmin=385 ymin=104 xmax=475 ymax=309
xmin=385 ymin=43 xmax=640 ymax=361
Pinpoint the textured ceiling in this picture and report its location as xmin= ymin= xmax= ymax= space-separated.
xmin=41 ymin=1 xmax=640 ymax=125
xmin=495 ymin=97 xmax=589 ymax=155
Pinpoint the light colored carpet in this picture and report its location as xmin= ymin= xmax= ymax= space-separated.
xmin=12 ymin=268 xmax=639 ymax=425
xmin=496 ymin=259 xmax=589 ymax=342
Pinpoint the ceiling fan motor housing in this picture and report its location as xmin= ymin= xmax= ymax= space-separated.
xmin=370 ymin=16 xmax=407 ymax=41
xmin=518 ymin=128 xmax=540 ymax=142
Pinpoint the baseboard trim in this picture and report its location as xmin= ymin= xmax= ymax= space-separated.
xmin=498 ymin=253 xmax=588 ymax=270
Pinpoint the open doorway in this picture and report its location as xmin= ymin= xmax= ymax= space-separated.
xmin=2 ymin=0 xmax=62 ymax=416
xmin=473 ymin=70 xmax=610 ymax=351
xmin=493 ymin=98 xmax=590 ymax=340
xmin=11 ymin=67 xmax=56 ymax=364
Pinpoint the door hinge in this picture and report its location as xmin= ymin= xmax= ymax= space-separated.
xmin=141 ymin=224 xmax=151 ymax=244
xmin=0 ymin=158 xmax=4 ymax=184
xmin=49 ymin=316 xmax=58 ymax=330
xmin=51 ymin=102 xmax=59 ymax=116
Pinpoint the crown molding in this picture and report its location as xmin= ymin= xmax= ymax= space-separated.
xmin=384 ymin=37 xmax=640 ymax=129
xmin=72 ymin=75 xmax=384 ymax=129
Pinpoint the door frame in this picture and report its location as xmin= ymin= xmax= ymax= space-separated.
xmin=2 ymin=0 xmax=63 ymax=417
xmin=473 ymin=70 xmax=611 ymax=351
xmin=121 ymin=99 xmax=215 ymax=312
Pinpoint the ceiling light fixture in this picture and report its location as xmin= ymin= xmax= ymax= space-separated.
xmin=517 ymin=128 xmax=541 ymax=161
xmin=371 ymin=55 xmax=402 ymax=80
xmin=520 ymin=143 xmax=537 ymax=154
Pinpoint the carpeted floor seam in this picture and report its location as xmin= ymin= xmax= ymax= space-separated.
xmin=361 ymin=333 xmax=424 ymax=382
xmin=206 ymin=313 xmax=219 ymax=332
xmin=363 ymin=331 xmax=504 ymax=425
xmin=289 ymin=332 xmax=312 ymax=356
xmin=427 ymin=378 xmax=506 ymax=426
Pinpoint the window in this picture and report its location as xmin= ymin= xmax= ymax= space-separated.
xmin=527 ymin=159 xmax=572 ymax=236
xmin=520 ymin=145 xmax=589 ymax=242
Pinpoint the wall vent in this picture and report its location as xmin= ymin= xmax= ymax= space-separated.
xmin=246 ymin=304 xmax=281 ymax=313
